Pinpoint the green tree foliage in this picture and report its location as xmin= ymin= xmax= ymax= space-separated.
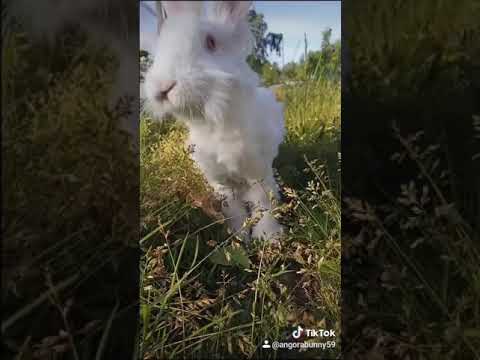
xmin=247 ymin=9 xmax=283 ymax=75
xmin=282 ymin=62 xmax=297 ymax=80
xmin=278 ymin=29 xmax=341 ymax=82
xmin=261 ymin=61 xmax=281 ymax=86
xmin=296 ymin=28 xmax=341 ymax=81
xmin=315 ymin=28 xmax=341 ymax=80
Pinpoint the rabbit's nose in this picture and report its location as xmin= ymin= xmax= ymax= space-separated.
xmin=156 ymin=80 xmax=177 ymax=101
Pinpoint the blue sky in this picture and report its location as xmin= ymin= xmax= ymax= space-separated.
xmin=140 ymin=1 xmax=341 ymax=66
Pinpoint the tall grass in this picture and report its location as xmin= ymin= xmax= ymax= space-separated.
xmin=342 ymin=1 xmax=480 ymax=357
xmin=345 ymin=0 xmax=478 ymax=102
xmin=2 ymin=25 xmax=139 ymax=358
xmin=344 ymin=126 xmax=480 ymax=358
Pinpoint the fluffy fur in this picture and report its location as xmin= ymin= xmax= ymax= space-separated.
xmin=144 ymin=1 xmax=285 ymax=242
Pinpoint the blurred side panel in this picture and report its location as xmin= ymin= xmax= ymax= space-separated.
xmin=2 ymin=1 xmax=140 ymax=358
xmin=342 ymin=0 xmax=480 ymax=358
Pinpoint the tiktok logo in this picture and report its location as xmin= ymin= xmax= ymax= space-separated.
xmin=292 ymin=326 xmax=304 ymax=339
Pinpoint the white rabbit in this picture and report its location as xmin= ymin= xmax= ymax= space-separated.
xmin=144 ymin=1 xmax=285 ymax=242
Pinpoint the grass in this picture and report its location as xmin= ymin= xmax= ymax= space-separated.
xmin=342 ymin=123 xmax=480 ymax=359
xmin=342 ymin=1 xmax=480 ymax=357
xmin=344 ymin=0 xmax=478 ymax=103
xmin=139 ymin=69 xmax=341 ymax=358
xmin=2 ymin=25 xmax=139 ymax=358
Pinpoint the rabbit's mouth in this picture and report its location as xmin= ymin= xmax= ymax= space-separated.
xmin=147 ymin=71 xmax=236 ymax=123
xmin=168 ymin=89 xmax=207 ymax=120
xmin=148 ymin=84 xmax=204 ymax=121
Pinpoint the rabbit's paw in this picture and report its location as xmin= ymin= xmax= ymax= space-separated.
xmin=252 ymin=214 xmax=284 ymax=244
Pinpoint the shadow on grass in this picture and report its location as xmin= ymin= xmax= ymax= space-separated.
xmin=275 ymin=138 xmax=340 ymax=193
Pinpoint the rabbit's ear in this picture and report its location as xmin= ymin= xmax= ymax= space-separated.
xmin=212 ymin=1 xmax=252 ymax=24
xmin=161 ymin=1 xmax=203 ymax=18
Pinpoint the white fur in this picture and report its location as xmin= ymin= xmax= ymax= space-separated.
xmin=144 ymin=1 xmax=285 ymax=242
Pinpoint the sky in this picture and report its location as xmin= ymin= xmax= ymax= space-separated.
xmin=140 ymin=1 xmax=341 ymax=66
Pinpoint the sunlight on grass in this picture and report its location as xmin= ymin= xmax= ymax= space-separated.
xmin=140 ymin=68 xmax=341 ymax=358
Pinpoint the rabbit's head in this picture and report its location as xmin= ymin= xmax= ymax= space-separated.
xmin=144 ymin=1 xmax=259 ymax=122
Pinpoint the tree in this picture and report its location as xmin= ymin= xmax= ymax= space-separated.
xmin=282 ymin=62 xmax=298 ymax=80
xmin=261 ymin=61 xmax=281 ymax=86
xmin=317 ymin=28 xmax=341 ymax=80
xmin=295 ymin=28 xmax=341 ymax=81
xmin=247 ymin=9 xmax=283 ymax=75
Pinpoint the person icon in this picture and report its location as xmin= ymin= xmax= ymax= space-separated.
xmin=262 ymin=340 xmax=271 ymax=349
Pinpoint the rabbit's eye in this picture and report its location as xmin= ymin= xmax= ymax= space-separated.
xmin=205 ymin=34 xmax=216 ymax=52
